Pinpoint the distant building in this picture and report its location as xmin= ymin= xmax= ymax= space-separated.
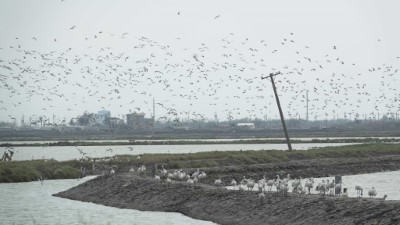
xmin=108 ymin=117 xmax=125 ymax=128
xmin=236 ymin=123 xmax=255 ymax=130
xmin=97 ymin=110 xmax=111 ymax=125
xmin=126 ymin=112 xmax=154 ymax=130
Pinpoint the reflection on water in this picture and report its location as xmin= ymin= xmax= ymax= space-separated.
xmin=5 ymin=143 xmax=354 ymax=161
xmin=0 ymin=176 xmax=216 ymax=225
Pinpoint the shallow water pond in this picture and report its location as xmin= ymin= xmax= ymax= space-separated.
xmin=5 ymin=143 xmax=354 ymax=161
xmin=0 ymin=176 xmax=216 ymax=225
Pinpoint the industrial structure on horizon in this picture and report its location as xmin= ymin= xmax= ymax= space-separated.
xmin=126 ymin=112 xmax=154 ymax=130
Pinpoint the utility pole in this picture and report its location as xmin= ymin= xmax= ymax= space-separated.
xmin=264 ymin=115 xmax=267 ymax=129
xmin=306 ymin=90 xmax=309 ymax=122
xmin=152 ymin=98 xmax=155 ymax=135
xmin=262 ymin=72 xmax=292 ymax=151
xmin=228 ymin=111 xmax=232 ymax=125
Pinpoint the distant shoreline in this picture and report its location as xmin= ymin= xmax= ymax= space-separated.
xmin=1 ymin=137 xmax=399 ymax=147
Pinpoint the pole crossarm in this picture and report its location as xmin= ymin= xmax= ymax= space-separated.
xmin=263 ymin=71 xmax=293 ymax=151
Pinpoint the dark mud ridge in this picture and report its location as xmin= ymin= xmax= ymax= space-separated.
xmin=55 ymin=156 xmax=400 ymax=225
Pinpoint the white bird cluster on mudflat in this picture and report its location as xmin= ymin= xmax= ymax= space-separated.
xmin=122 ymin=165 xmax=388 ymax=201
xmin=149 ymin=166 xmax=207 ymax=188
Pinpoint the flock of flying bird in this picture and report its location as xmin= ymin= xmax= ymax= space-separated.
xmin=1 ymin=22 xmax=399 ymax=124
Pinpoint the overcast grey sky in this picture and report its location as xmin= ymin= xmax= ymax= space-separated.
xmin=0 ymin=0 xmax=399 ymax=124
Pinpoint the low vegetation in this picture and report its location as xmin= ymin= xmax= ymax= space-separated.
xmin=1 ymin=143 xmax=400 ymax=183
xmin=0 ymin=160 xmax=81 ymax=183
xmin=101 ymin=143 xmax=400 ymax=169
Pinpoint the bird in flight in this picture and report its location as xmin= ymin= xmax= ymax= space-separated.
xmin=38 ymin=176 xmax=44 ymax=185
xmin=214 ymin=15 xmax=221 ymax=19
xmin=69 ymin=26 xmax=76 ymax=30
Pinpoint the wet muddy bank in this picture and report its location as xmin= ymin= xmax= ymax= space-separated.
xmin=55 ymin=174 xmax=400 ymax=225
xmin=55 ymin=154 xmax=400 ymax=225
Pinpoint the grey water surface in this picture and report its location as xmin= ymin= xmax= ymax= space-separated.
xmin=0 ymin=176 xmax=216 ymax=225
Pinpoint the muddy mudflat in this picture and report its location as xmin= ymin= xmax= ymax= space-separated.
xmin=55 ymin=155 xmax=400 ymax=225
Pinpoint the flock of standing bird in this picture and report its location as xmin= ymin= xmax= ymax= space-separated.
xmin=1 ymin=21 xmax=399 ymax=124
xmin=121 ymin=164 xmax=387 ymax=200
